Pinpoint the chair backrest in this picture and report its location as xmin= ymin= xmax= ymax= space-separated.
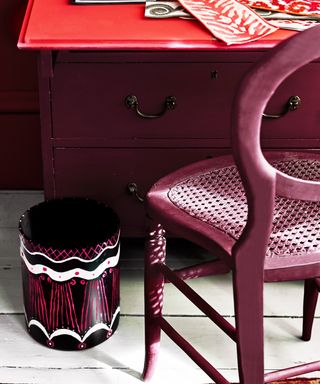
xmin=231 ymin=25 xmax=320 ymax=261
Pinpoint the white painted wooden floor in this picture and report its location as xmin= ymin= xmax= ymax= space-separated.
xmin=1 ymin=191 xmax=320 ymax=384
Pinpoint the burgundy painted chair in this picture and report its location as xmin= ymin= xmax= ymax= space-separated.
xmin=143 ymin=24 xmax=320 ymax=384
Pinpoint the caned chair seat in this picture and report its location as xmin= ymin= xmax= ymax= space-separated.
xmin=148 ymin=152 xmax=320 ymax=282
xmin=168 ymin=156 xmax=320 ymax=260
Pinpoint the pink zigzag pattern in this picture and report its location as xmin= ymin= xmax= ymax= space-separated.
xmin=21 ymin=231 xmax=120 ymax=261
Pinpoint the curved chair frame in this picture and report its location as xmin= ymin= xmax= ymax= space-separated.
xmin=143 ymin=25 xmax=320 ymax=384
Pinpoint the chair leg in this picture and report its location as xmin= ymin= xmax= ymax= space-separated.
xmin=233 ymin=268 xmax=264 ymax=384
xmin=142 ymin=222 xmax=166 ymax=381
xmin=302 ymin=279 xmax=319 ymax=341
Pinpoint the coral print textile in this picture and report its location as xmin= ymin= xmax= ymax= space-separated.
xmin=177 ymin=0 xmax=278 ymax=44
xmin=271 ymin=380 xmax=320 ymax=383
xmin=241 ymin=0 xmax=320 ymax=16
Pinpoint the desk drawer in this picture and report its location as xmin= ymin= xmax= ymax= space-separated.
xmin=52 ymin=61 xmax=320 ymax=141
xmin=53 ymin=147 xmax=227 ymax=235
xmin=261 ymin=63 xmax=320 ymax=140
xmin=51 ymin=62 xmax=250 ymax=139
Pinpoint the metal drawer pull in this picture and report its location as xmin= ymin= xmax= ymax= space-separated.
xmin=125 ymin=95 xmax=176 ymax=119
xmin=263 ymin=95 xmax=301 ymax=119
xmin=127 ymin=182 xmax=145 ymax=203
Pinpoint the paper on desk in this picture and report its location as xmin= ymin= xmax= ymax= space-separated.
xmin=176 ymin=0 xmax=279 ymax=44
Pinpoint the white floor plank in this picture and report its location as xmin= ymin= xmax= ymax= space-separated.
xmin=1 ymin=314 xmax=320 ymax=383
xmin=0 ymin=192 xmax=43 ymax=229
xmin=0 ymin=367 xmax=143 ymax=384
xmin=0 ymin=229 xmax=20 ymax=266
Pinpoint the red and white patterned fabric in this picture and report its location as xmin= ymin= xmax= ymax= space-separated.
xmin=177 ymin=0 xmax=278 ymax=44
xmin=269 ymin=18 xmax=319 ymax=29
xmin=241 ymin=0 xmax=320 ymax=16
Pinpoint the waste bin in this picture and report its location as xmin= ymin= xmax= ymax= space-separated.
xmin=19 ymin=197 xmax=120 ymax=350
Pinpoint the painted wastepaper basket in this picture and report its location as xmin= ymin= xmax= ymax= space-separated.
xmin=19 ymin=197 xmax=120 ymax=350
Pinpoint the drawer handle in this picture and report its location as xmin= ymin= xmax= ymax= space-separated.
xmin=127 ymin=182 xmax=145 ymax=203
xmin=125 ymin=95 xmax=176 ymax=119
xmin=263 ymin=95 xmax=301 ymax=119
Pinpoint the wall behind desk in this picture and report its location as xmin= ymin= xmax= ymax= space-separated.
xmin=0 ymin=0 xmax=42 ymax=189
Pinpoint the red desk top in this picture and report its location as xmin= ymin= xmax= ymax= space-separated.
xmin=18 ymin=0 xmax=295 ymax=50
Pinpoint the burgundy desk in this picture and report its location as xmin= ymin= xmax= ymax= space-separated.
xmin=19 ymin=0 xmax=320 ymax=236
